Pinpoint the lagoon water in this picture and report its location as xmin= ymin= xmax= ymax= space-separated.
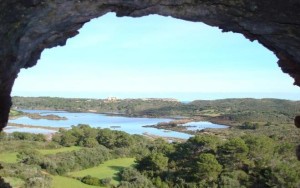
xmin=8 ymin=109 xmax=227 ymax=139
xmin=184 ymin=121 xmax=228 ymax=131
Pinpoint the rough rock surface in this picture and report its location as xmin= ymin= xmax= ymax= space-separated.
xmin=0 ymin=0 xmax=300 ymax=154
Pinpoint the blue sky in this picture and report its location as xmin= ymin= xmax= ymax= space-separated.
xmin=12 ymin=13 xmax=300 ymax=101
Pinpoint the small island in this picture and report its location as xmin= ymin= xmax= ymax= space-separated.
xmin=144 ymin=119 xmax=197 ymax=134
xmin=9 ymin=109 xmax=67 ymax=121
xmin=26 ymin=113 xmax=67 ymax=121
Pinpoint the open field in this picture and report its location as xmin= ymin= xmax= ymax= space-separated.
xmin=69 ymin=158 xmax=135 ymax=185
xmin=0 ymin=152 xmax=18 ymax=163
xmin=38 ymin=146 xmax=82 ymax=155
xmin=52 ymin=158 xmax=135 ymax=188
xmin=0 ymin=146 xmax=81 ymax=164
xmin=51 ymin=176 xmax=95 ymax=188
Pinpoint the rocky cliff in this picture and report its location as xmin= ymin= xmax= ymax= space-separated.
xmin=0 ymin=1 xmax=300 ymax=136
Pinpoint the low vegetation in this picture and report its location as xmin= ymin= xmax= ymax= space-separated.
xmin=2 ymin=177 xmax=25 ymax=188
xmin=0 ymin=125 xmax=153 ymax=187
xmin=38 ymin=146 xmax=82 ymax=155
xmin=0 ymin=122 xmax=299 ymax=187
xmin=70 ymin=158 xmax=135 ymax=186
xmin=1 ymin=97 xmax=300 ymax=187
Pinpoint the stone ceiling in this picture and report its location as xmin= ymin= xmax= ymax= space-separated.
xmin=0 ymin=1 xmax=300 ymax=157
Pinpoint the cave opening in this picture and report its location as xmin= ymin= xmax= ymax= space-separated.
xmin=11 ymin=13 xmax=300 ymax=101
xmin=9 ymin=14 xmax=300 ymax=161
xmin=0 ymin=1 xmax=300 ymax=186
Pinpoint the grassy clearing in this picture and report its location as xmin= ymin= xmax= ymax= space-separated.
xmin=0 ymin=152 xmax=18 ymax=163
xmin=0 ymin=146 xmax=81 ymax=164
xmin=3 ymin=177 xmax=25 ymax=187
xmin=38 ymin=146 xmax=82 ymax=155
xmin=51 ymin=176 xmax=95 ymax=188
xmin=69 ymin=158 xmax=135 ymax=185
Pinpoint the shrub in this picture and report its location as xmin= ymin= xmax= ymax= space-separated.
xmin=81 ymin=175 xmax=100 ymax=186
xmin=100 ymin=177 xmax=111 ymax=186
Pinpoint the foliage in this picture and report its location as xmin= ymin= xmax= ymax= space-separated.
xmin=195 ymin=153 xmax=222 ymax=182
xmin=97 ymin=128 xmax=134 ymax=149
xmin=41 ymin=146 xmax=111 ymax=175
xmin=81 ymin=175 xmax=101 ymax=186
xmin=38 ymin=146 xmax=82 ymax=155
xmin=2 ymin=177 xmax=24 ymax=188
xmin=10 ymin=132 xmax=46 ymax=142
xmin=0 ymin=163 xmax=52 ymax=188
xmin=0 ymin=132 xmax=7 ymax=140
xmin=17 ymin=149 xmax=43 ymax=165
xmin=1 ymin=120 xmax=300 ymax=188
xmin=217 ymin=137 xmax=249 ymax=170
xmin=136 ymin=152 xmax=168 ymax=173
xmin=12 ymin=97 xmax=180 ymax=117
xmin=134 ymin=134 xmax=300 ymax=187
xmin=52 ymin=125 xmax=152 ymax=158
xmin=80 ymin=175 xmax=112 ymax=186
xmin=118 ymin=167 xmax=154 ymax=188
xmin=242 ymin=134 xmax=275 ymax=168
xmin=100 ymin=177 xmax=111 ymax=186
xmin=238 ymin=122 xmax=261 ymax=130
xmin=25 ymin=174 xmax=52 ymax=188
xmin=0 ymin=164 xmax=12 ymax=188
xmin=218 ymin=170 xmax=250 ymax=188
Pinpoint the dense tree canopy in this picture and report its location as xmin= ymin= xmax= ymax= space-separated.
xmin=1 ymin=122 xmax=300 ymax=187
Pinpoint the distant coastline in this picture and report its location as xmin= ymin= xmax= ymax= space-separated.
xmin=9 ymin=97 xmax=299 ymax=138
xmin=12 ymin=92 xmax=300 ymax=101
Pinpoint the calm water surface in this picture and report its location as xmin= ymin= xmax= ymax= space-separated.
xmin=184 ymin=121 xmax=228 ymax=131
xmin=8 ymin=110 xmax=227 ymax=139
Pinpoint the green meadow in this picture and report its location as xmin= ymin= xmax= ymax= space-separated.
xmin=0 ymin=148 xmax=135 ymax=188
xmin=0 ymin=152 xmax=18 ymax=163
xmin=69 ymin=158 xmax=135 ymax=185
xmin=50 ymin=158 xmax=135 ymax=188
xmin=51 ymin=176 xmax=95 ymax=188
xmin=0 ymin=146 xmax=81 ymax=164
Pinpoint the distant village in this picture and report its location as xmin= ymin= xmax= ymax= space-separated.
xmin=105 ymin=97 xmax=179 ymax=102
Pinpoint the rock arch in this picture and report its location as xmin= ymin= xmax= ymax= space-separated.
xmin=1 ymin=0 xmax=300 ymax=138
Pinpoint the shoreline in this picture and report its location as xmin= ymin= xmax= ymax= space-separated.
xmin=11 ymin=108 xmax=235 ymax=127
xmin=143 ymin=117 xmax=231 ymax=135
xmin=143 ymin=132 xmax=186 ymax=143
xmin=5 ymin=122 xmax=190 ymax=142
xmin=11 ymin=108 xmax=184 ymax=120
xmin=6 ymin=122 xmax=64 ymax=131
xmin=8 ymin=108 xmax=233 ymax=139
